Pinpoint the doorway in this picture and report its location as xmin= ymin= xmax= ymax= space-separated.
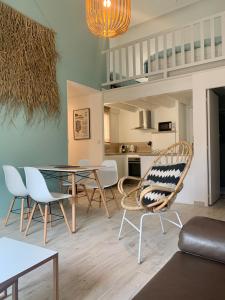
xmin=67 ymin=80 xmax=104 ymax=165
xmin=207 ymin=87 xmax=225 ymax=205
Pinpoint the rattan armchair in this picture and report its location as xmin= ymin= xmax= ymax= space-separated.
xmin=118 ymin=141 xmax=193 ymax=263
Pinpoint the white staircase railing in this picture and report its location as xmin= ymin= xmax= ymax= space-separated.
xmin=102 ymin=12 xmax=225 ymax=88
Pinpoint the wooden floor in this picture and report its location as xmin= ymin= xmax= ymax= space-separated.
xmin=1 ymin=188 xmax=225 ymax=300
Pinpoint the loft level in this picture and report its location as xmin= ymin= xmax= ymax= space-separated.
xmin=102 ymin=11 xmax=225 ymax=89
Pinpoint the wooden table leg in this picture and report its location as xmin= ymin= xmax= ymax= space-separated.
xmin=93 ymin=170 xmax=110 ymax=218
xmin=71 ymin=174 xmax=76 ymax=233
xmin=12 ymin=280 xmax=18 ymax=300
xmin=53 ymin=255 xmax=59 ymax=300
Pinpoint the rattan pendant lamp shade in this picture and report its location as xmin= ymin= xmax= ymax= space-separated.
xmin=86 ymin=0 xmax=131 ymax=38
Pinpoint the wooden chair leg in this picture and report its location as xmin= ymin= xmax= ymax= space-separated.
xmin=83 ymin=185 xmax=91 ymax=206
xmin=25 ymin=203 xmax=37 ymax=236
xmin=4 ymin=197 xmax=16 ymax=226
xmin=49 ymin=203 xmax=52 ymax=227
xmin=26 ymin=197 xmax=31 ymax=219
xmin=20 ymin=198 xmax=25 ymax=232
xmin=38 ymin=204 xmax=45 ymax=221
xmin=99 ymin=193 xmax=102 ymax=208
xmin=110 ymin=187 xmax=115 ymax=199
xmin=44 ymin=204 xmax=48 ymax=245
xmin=100 ymin=189 xmax=110 ymax=218
xmin=110 ymin=188 xmax=120 ymax=209
xmin=87 ymin=189 xmax=95 ymax=213
xmin=49 ymin=213 xmax=52 ymax=227
xmin=59 ymin=201 xmax=72 ymax=233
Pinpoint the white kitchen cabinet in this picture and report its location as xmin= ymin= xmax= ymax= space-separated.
xmin=104 ymin=155 xmax=126 ymax=179
xmin=141 ymin=156 xmax=156 ymax=177
xmin=104 ymin=155 xmax=157 ymax=179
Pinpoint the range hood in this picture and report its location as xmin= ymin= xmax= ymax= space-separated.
xmin=134 ymin=110 xmax=153 ymax=130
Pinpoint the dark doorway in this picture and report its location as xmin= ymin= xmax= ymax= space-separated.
xmin=219 ymin=94 xmax=225 ymax=191
xmin=214 ymin=88 xmax=225 ymax=194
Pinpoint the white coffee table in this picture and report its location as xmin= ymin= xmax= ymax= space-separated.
xmin=0 ymin=237 xmax=58 ymax=300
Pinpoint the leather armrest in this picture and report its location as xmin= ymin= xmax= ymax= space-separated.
xmin=178 ymin=216 xmax=225 ymax=264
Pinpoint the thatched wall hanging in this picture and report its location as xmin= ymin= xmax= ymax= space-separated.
xmin=0 ymin=1 xmax=60 ymax=123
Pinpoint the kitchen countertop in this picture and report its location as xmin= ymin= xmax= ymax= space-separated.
xmin=104 ymin=152 xmax=159 ymax=156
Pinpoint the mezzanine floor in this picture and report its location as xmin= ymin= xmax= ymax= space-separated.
xmin=1 ymin=188 xmax=225 ymax=300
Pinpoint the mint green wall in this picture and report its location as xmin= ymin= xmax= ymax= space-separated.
xmin=0 ymin=0 xmax=107 ymax=216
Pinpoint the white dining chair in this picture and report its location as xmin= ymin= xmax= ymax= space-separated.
xmin=85 ymin=160 xmax=119 ymax=211
xmin=3 ymin=165 xmax=30 ymax=232
xmin=24 ymin=167 xmax=72 ymax=244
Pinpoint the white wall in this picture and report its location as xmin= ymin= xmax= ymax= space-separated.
xmin=67 ymin=81 xmax=104 ymax=165
xmin=110 ymin=0 xmax=225 ymax=48
xmin=109 ymin=108 xmax=120 ymax=142
xmin=178 ymin=103 xmax=187 ymax=140
xmin=186 ymin=106 xmax=194 ymax=142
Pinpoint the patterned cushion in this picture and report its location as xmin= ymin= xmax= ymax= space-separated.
xmin=142 ymin=163 xmax=186 ymax=206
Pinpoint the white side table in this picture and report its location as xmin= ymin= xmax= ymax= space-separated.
xmin=0 ymin=237 xmax=58 ymax=300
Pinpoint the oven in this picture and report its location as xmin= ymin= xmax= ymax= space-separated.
xmin=128 ymin=156 xmax=141 ymax=178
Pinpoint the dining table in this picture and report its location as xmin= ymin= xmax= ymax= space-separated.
xmin=37 ymin=165 xmax=110 ymax=233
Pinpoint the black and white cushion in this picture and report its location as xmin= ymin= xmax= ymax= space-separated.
xmin=142 ymin=163 xmax=186 ymax=206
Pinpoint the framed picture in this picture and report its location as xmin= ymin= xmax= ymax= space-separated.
xmin=73 ymin=108 xmax=90 ymax=140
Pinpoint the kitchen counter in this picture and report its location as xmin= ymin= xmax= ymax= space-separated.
xmin=105 ymin=152 xmax=160 ymax=156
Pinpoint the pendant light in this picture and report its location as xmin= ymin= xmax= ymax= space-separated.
xmin=86 ymin=0 xmax=131 ymax=38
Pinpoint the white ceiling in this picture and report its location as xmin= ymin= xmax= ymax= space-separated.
xmin=108 ymin=90 xmax=192 ymax=111
xmin=130 ymin=0 xmax=201 ymax=27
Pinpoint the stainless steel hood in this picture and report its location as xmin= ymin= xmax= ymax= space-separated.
xmin=134 ymin=110 xmax=153 ymax=130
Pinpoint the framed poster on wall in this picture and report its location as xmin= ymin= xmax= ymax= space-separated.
xmin=73 ymin=108 xmax=90 ymax=140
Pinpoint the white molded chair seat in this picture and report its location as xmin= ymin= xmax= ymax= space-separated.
xmin=51 ymin=192 xmax=71 ymax=200
xmin=31 ymin=192 xmax=71 ymax=204
xmin=85 ymin=160 xmax=118 ymax=189
xmin=3 ymin=165 xmax=30 ymax=232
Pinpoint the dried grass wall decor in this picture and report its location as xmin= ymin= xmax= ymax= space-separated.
xmin=0 ymin=1 xmax=60 ymax=123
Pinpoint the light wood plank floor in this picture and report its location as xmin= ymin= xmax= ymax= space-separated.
xmin=1 ymin=188 xmax=225 ymax=300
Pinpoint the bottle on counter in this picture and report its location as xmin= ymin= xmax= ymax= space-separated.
xmin=120 ymin=144 xmax=127 ymax=153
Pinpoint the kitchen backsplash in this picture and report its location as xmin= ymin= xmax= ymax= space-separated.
xmin=105 ymin=142 xmax=152 ymax=154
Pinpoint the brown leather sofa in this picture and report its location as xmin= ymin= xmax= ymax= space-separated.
xmin=133 ymin=216 xmax=225 ymax=300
